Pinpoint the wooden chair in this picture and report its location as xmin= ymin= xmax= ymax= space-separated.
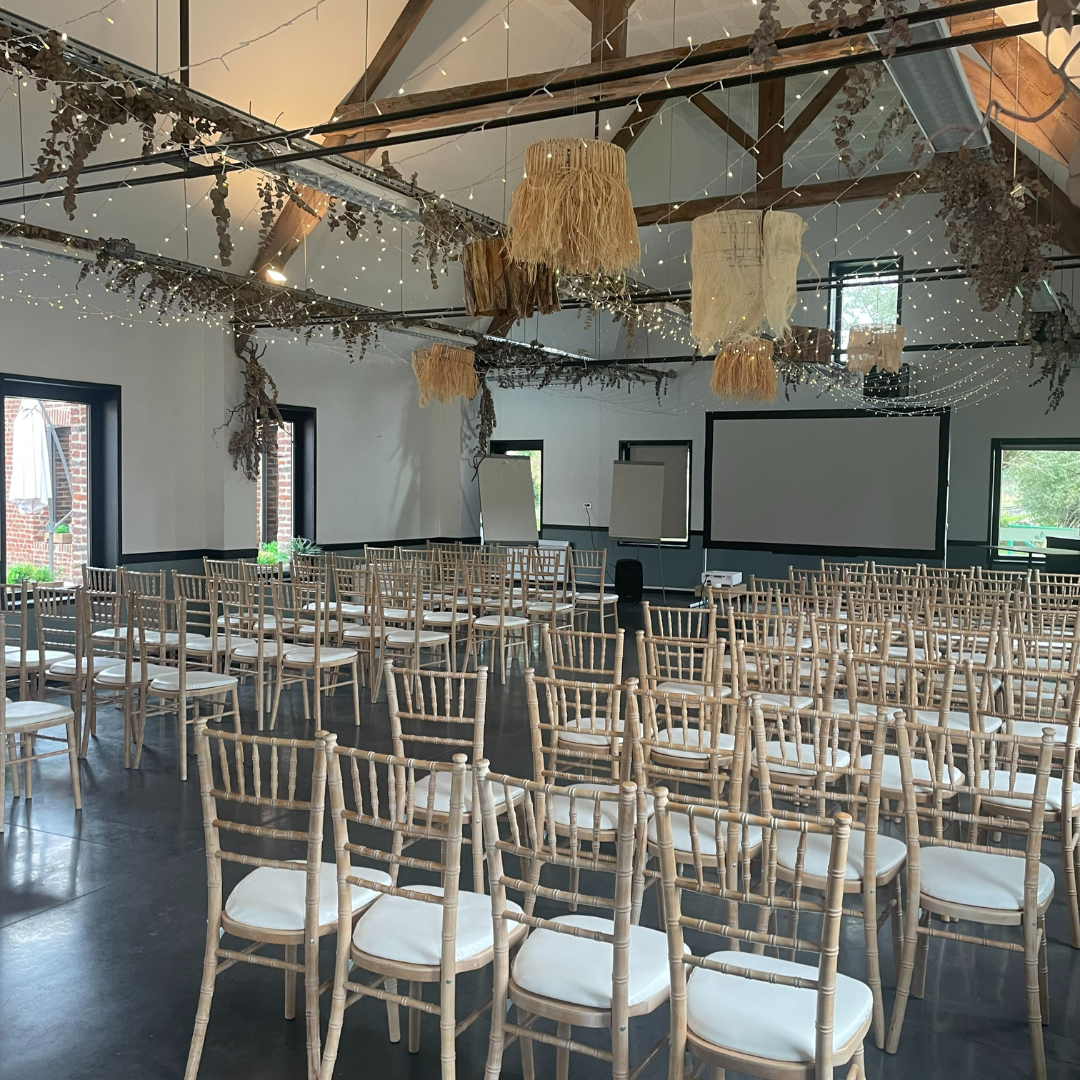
xmin=33 ymin=585 xmax=85 ymax=741
xmin=525 ymin=544 xmax=575 ymax=636
xmin=471 ymin=552 xmax=529 ymax=685
xmin=184 ymin=724 xmax=389 ymax=1080
xmin=421 ymin=554 xmax=474 ymax=671
xmin=2 ymin=583 xmax=31 ymax=703
xmin=1 ymin=618 xmax=82 ymax=833
xmin=377 ymin=562 xmax=452 ymax=689
xmin=172 ymin=571 xmax=230 ymax=673
xmin=541 ymin=624 xmax=624 ymax=684
xmin=320 ymin=750 xmax=521 ymax=1080
xmin=79 ymin=585 xmax=129 ymax=755
xmin=121 ymin=567 xmax=166 ymax=598
xmin=886 ymin=720 xmax=1057 ymax=1078
xmin=336 ymin=560 xmax=384 ymax=692
xmin=752 ymin=697 xmax=903 ymax=1049
xmin=655 ymin=791 xmax=872 ymax=1080
xmin=203 ymin=557 xmax=241 ymax=580
xmin=570 ymin=547 xmax=618 ymax=633
xmin=477 ymin=763 xmax=668 ymax=1080
xmin=386 ymin=662 xmax=499 ymax=893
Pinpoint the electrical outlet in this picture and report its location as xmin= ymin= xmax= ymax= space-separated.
xmin=583 ymin=502 xmax=592 ymax=510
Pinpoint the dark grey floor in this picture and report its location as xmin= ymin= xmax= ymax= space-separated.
xmin=3 ymin=601 xmax=1080 ymax=1079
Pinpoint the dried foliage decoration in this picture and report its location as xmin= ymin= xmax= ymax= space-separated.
xmin=1026 ymin=291 xmax=1080 ymax=412
xmin=750 ymin=1 xmax=784 ymax=68
xmin=219 ymin=337 xmax=284 ymax=483
xmin=891 ymin=145 xmax=1054 ymax=315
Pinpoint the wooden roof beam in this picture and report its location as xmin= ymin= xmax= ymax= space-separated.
xmin=782 ymin=69 xmax=848 ymax=150
xmin=567 ymin=1 xmax=633 ymax=64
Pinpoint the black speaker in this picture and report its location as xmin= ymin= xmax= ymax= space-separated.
xmin=614 ymin=558 xmax=644 ymax=603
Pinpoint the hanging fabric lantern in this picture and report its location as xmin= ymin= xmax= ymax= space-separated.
xmin=411 ymin=343 xmax=479 ymax=407
xmin=691 ymin=208 xmax=807 ymax=353
xmin=710 ymin=339 xmax=778 ymax=402
xmin=461 ymin=239 xmax=561 ymax=321
xmin=507 ymin=138 xmax=640 ymax=275
xmin=776 ymin=326 xmax=834 ymax=364
xmin=847 ymin=324 xmax=905 ymax=373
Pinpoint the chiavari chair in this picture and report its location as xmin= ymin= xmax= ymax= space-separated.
xmin=202 ymin=557 xmax=242 ymax=580
xmin=172 ymin=570 xmax=230 ymax=673
xmin=220 ymin=577 xmax=280 ymax=730
xmin=335 ymin=560 xmax=383 ymax=692
xmin=421 ymin=552 xmax=473 ymax=670
xmin=184 ymin=725 xmax=389 ymax=1080
xmin=541 ymin=623 xmax=623 ymax=682
xmin=470 ymin=551 xmax=529 ymax=685
xmin=655 ymin=788 xmax=872 ymax=1079
xmin=376 ymin=561 xmax=452 ymax=687
xmin=524 ymin=544 xmax=575 ymax=638
xmin=30 ymin=585 xmax=81 ymax=718
xmin=121 ymin=567 xmax=166 ymax=598
xmin=477 ymin=762 xmax=666 ymax=1080
xmin=886 ymin=721 xmax=1057 ymax=1079
xmin=321 ymin=750 xmax=519 ymax=1080
xmin=637 ymin=602 xmax=726 ymax=699
xmin=2 ymin=583 xmax=31 ymax=704
xmin=751 ymin=697 xmax=902 ymax=1048
xmin=1 ymin=617 xmax=82 ymax=832
xmin=569 ymin=547 xmax=618 ymax=632
xmin=82 ymin=564 xmax=119 ymax=593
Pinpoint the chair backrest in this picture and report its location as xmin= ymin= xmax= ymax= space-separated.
xmin=193 ymin=720 xmax=330 ymax=937
xmin=82 ymin=565 xmax=118 ymax=592
xmin=653 ymin=789 xmax=853 ymax=1079
xmin=121 ymin=568 xmax=166 ymax=597
xmin=569 ymin=547 xmax=607 ymax=591
xmin=542 ymin=625 xmax=623 ymax=682
xmin=172 ymin=572 xmax=217 ymax=659
xmin=387 ymin=664 xmax=489 ymax=765
xmin=636 ymin=627 xmax=725 ymax=696
xmin=239 ymin=559 xmax=284 ymax=583
xmin=203 ymin=557 xmax=242 ymax=580
xmin=29 ymin=584 xmax=82 ymax=680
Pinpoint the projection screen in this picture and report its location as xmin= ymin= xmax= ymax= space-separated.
xmin=705 ymin=410 xmax=949 ymax=556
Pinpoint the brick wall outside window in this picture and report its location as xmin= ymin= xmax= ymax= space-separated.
xmin=254 ymin=422 xmax=294 ymax=549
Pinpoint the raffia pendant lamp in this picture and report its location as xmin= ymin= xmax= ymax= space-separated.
xmin=710 ymin=339 xmax=778 ymax=402
xmin=461 ymin=239 xmax=561 ymax=320
xmin=691 ymin=208 xmax=807 ymax=353
xmin=507 ymin=138 xmax=640 ymax=275
xmin=847 ymin=324 xmax=905 ymax=373
xmin=411 ymin=343 xmax=479 ymax=408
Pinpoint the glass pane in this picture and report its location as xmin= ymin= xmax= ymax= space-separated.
xmin=999 ymin=448 xmax=1080 ymax=549
xmin=835 ymin=272 xmax=900 ymax=355
xmin=255 ymin=421 xmax=294 ymax=561
xmin=504 ymin=449 xmax=542 ymax=531
xmin=4 ymin=396 xmax=89 ymax=585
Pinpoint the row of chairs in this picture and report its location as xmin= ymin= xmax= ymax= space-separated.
xmin=184 ymin=654 xmax=1076 ymax=1080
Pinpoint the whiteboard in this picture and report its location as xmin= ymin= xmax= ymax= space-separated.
xmin=706 ymin=411 xmax=947 ymax=555
xmin=479 ymin=456 xmax=538 ymax=542
xmin=609 ymin=461 xmax=665 ymax=542
xmin=628 ymin=444 xmax=690 ymax=540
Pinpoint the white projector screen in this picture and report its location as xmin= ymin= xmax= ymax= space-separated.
xmin=705 ymin=410 xmax=948 ymax=556
xmin=627 ymin=443 xmax=690 ymax=541
xmin=479 ymin=455 xmax=539 ymax=543
xmin=609 ymin=461 xmax=665 ymax=542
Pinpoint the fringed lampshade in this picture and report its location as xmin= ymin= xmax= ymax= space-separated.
xmin=847 ymin=324 xmax=905 ymax=373
xmin=710 ymin=339 xmax=778 ymax=402
xmin=507 ymin=138 xmax=640 ymax=275
xmin=411 ymin=343 xmax=479 ymax=407
xmin=461 ymin=239 xmax=561 ymax=321
xmin=691 ymin=208 xmax=807 ymax=353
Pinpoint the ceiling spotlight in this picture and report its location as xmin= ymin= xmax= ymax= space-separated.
xmin=265 ymin=268 xmax=287 ymax=283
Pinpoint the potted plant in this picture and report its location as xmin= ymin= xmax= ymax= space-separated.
xmin=283 ymin=537 xmax=321 ymax=575
xmin=7 ymin=564 xmax=62 ymax=587
xmin=53 ymin=523 xmax=72 ymax=545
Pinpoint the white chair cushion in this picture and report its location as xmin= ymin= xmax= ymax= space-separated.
xmin=648 ymin=810 xmax=762 ymax=858
xmin=575 ymin=592 xmax=619 ymax=604
xmin=527 ymin=601 xmax=574 ymax=614
xmin=283 ymin=646 xmax=358 ymax=665
xmin=777 ymin=828 xmax=906 ymax=882
xmin=1010 ymin=720 xmax=1071 ymax=744
xmin=686 ymin=950 xmax=873 ymax=1062
xmin=560 ymin=715 xmax=623 ymax=747
xmin=343 ymin=625 xmax=384 ymax=640
xmin=4 ymin=699 xmax=73 ymax=728
xmin=761 ymin=741 xmax=851 ymax=774
xmin=474 ymin=614 xmax=529 ymax=629
xmin=912 ymin=709 xmax=1003 ymax=734
xmin=49 ymin=655 xmax=119 ymax=675
xmin=91 ymin=627 xmax=129 ymax=641
xmin=352 ymin=885 xmax=522 ymax=965
xmin=298 ymin=620 xmax=352 ymax=635
xmin=829 ymin=699 xmax=883 ymax=718
xmin=652 ymin=727 xmax=735 ymax=761
xmin=231 ymin=640 xmax=289 ymax=659
xmin=11 ymin=649 xmax=74 ymax=666
xmin=550 ymin=783 xmax=654 ymax=831
xmin=758 ymin=692 xmax=815 ymax=711
xmin=384 ymin=630 xmax=448 ymax=647
xmin=917 ymin=845 xmax=1055 ymax=911
xmin=381 ymin=607 xmax=411 ymax=621
xmin=655 ymin=681 xmax=730 ymax=699
xmin=512 ymin=914 xmax=671 ymax=1010
xmin=185 ymin=634 xmax=250 ymax=654
xmin=95 ymin=662 xmax=174 ymax=686
xmin=978 ymin=770 xmax=1063 ymax=812
xmin=860 ymin=753 xmax=964 ymax=793
xmin=423 ymin=611 xmax=471 ymax=624
xmin=150 ymin=669 xmax=239 ymax=692
xmin=412 ymin=769 xmax=522 ymax=814
xmin=224 ymin=862 xmax=391 ymax=932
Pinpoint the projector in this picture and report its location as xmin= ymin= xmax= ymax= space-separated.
xmin=702 ymin=570 xmax=742 ymax=587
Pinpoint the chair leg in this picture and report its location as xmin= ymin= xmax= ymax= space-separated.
xmin=269 ymin=668 xmax=285 ymax=729
xmin=385 ymin=978 xmax=401 ymax=1043
xmin=284 ymin=944 xmax=297 ymax=1020
xmin=255 ymin=660 xmax=265 ymax=731
xmin=556 ymin=1022 xmax=571 ymax=1080
xmin=886 ymin=901 xmax=920 ymax=1054
xmin=23 ymin=734 xmax=33 ymax=799
xmin=6 ymin=733 xmax=20 ymax=798
xmin=350 ymin=662 xmax=361 ymax=726
xmin=912 ymin=909 xmax=931 ymax=999
xmin=863 ymin=881 xmax=885 ymax=1049
xmin=516 ymin=1009 xmax=535 ymax=1080
xmin=1062 ymin=826 xmax=1080 ymax=949
xmin=1024 ymin=915 xmax=1048 ymax=1080
xmin=851 ymin=1044 xmax=866 ymax=1079
xmin=408 ymin=981 xmax=422 ymax=1053
xmin=184 ymin=912 xmax=221 ymax=1080
xmin=889 ymin=875 xmax=904 ymax=981
xmin=66 ymin=716 xmax=82 ymax=812
xmin=0 ymin=731 xmax=6 ymax=832
xmin=304 ymin=941 xmax=321 ymax=1080
xmin=1037 ymin=914 xmax=1050 ymax=1025
xmin=312 ymin=669 xmax=322 ymax=727
xmin=179 ymin=698 xmax=189 ymax=782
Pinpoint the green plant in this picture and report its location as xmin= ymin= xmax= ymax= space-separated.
xmin=7 ymin=563 xmax=54 ymax=583
xmin=286 ymin=537 xmax=321 ymax=560
xmin=53 ymin=523 xmax=70 ymax=534
xmin=257 ymin=541 xmax=280 ymax=565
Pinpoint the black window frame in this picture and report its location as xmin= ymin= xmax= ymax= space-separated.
xmin=618 ymin=439 xmax=692 ymax=548
xmin=989 ymin=438 xmax=1080 ymax=553
xmin=263 ymin=405 xmax=317 ymax=544
xmin=0 ymin=373 xmax=121 ymax=572
xmin=829 ymin=257 xmax=904 ymax=364
xmin=490 ymin=439 xmax=544 ymax=532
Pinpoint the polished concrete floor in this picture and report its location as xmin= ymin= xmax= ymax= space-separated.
xmin=3 ymin=602 xmax=1080 ymax=1079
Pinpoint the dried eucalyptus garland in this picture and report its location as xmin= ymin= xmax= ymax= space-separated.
xmin=218 ymin=337 xmax=284 ymax=482
xmin=1025 ymin=291 xmax=1080 ymax=412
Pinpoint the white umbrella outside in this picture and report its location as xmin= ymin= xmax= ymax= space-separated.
xmin=9 ymin=399 xmax=53 ymax=514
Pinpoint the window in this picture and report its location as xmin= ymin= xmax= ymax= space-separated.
xmin=1 ymin=375 xmax=120 ymax=583
xmin=255 ymin=406 xmax=316 ymax=558
xmin=829 ymin=257 xmax=903 ymax=363
xmin=490 ymin=440 xmax=542 ymax=532
xmin=992 ymin=440 xmax=1080 ymax=552
xmin=619 ymin=440 xmax=691 ymax=546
